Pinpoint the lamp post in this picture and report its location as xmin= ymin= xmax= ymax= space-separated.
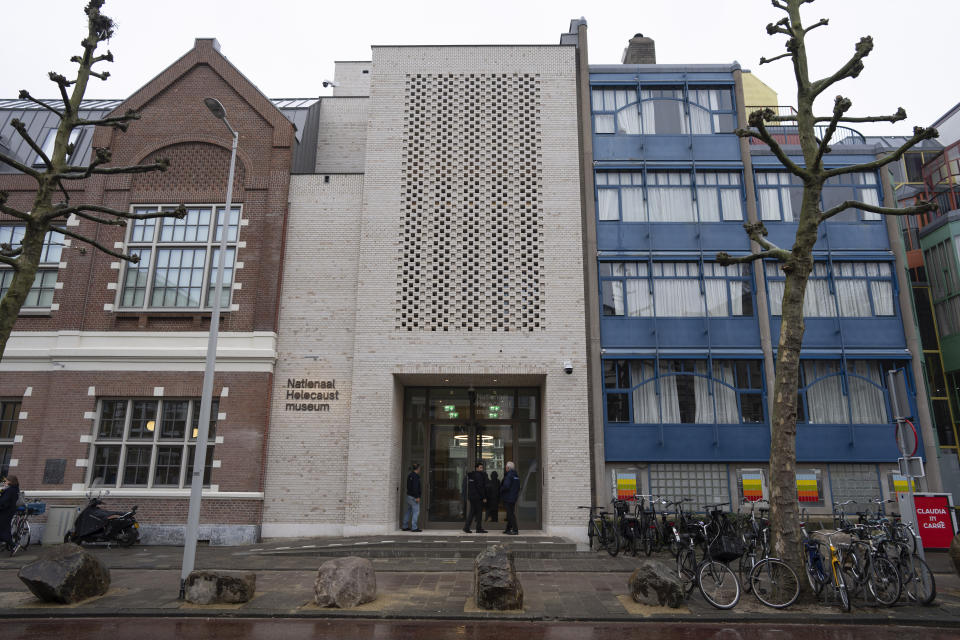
xmin=179 ymin=97 xmax=238 ymax=598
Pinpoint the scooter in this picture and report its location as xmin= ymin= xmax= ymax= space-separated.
xmin=64 ymin=492 xmax=140 ymax=547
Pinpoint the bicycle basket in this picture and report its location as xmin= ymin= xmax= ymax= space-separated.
xmin=26 ymin=502 xmax=45 ymax=515
xmin=708 ymin=533 xmax=745 ymax=562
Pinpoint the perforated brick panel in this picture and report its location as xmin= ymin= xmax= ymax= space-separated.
xmin=397 ymin=73 xmax=545 ymax=332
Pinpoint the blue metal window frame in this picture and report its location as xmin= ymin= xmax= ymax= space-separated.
xmin=595 ymin=169 xmax=745 ymax=223
xmin=763 ymin=258 xmax=899 ymax=319
xmin=599 ymin=258 xmax=754 ymax=318
xmin=754 ymin=169 xmax=884 ymax=223
xmin=590 ymin=83 xmax=737 ymax=136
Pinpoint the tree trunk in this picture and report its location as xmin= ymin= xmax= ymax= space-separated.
xmin=0 ymin=223 xmax=47 ymax=358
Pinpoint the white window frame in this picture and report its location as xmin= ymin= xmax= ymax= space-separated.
xmin=0 ymin=225 xmax=64 ymax=309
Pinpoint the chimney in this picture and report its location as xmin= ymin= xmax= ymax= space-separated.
xmin=622 ymin=33 xmax=656 ymax=64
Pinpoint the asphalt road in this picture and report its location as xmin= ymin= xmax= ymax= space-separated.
xmin=5 ymin=619 xmax=960 ymax=640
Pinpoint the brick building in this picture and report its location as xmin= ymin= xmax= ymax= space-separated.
xmin=0 ymin=38 xmax=307 ymax=543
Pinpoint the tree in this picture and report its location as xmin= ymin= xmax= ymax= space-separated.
xmin=0 ymin=0 xmax=183 ymax=359
xmin=716 ymin=0 xmax=938 ymax=589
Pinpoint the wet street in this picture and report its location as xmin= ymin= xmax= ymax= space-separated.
xmin=5 ymin=619 xmax=960 ymax=640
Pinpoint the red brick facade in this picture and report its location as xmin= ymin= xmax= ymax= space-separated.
xmin=0 ymin=38 xmax=293 ymax=539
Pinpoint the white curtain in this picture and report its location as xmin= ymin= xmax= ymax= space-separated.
xmin=871 ymin=281 xmax=895 ymax=316
xmin=617 ymin=107 xmax=641 ymax=134
xmin=804 ymin=276 xmax=837 ymax=317
xmin=594 ymin=114 xmax=615 ymax=134
xmin=803 ymin=361 xmax=848 ymax=424
xmin=654 ymin=280 xmax=701 ymax=316
xmin=604 ymin=281 xmax=624 ymax=315
xmin=704 ymin=279 xmax=728 ymax=317
xmin=641 ymin=100 xmax=657 ymax=135
xmin=758 ymin=189 xmax=783 ymax=221
xmin=621 ymin=187 xmax=645 ymax=222
xmin=626 ymin=279 xmax=653 ymax=316
xmin=647 ymin=173 xmax=695 ymax=222
xmin=631 ymin=361 xmax=659 ymax=423
xmin=689 ymin=105 xmax=712 ymax=134
xmin=720 ymin=188 xmax=744 ymax=221
xmin=855 ymin=172 xmax=881 ymax=220
xmin=767 ymin=280 xmax=784 ymax=315
xmin=836 ymin=279 xmax=871 ymax=317
xmin=697 ymin=186 xmax=721 ymax=222
xmin=848 ymin=360 xmax=888 ymax=424
xmin=694 ymin=361 xmax=714 ymax=423
xmin=598 ymin=189 xmax=619 ymax=220
xmin=659 ymin=367 xmax=681 ymax=423
xmin=714 ymin=361 xmax=740 ymax=424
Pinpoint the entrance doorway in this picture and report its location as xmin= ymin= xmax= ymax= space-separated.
xmin=402 ymin=387 xmax=540 ymax=530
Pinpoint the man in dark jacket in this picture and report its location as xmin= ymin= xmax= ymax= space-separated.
xmin=500 ymin=461 xmax=520 ymax=535
xmin=0 ymin=475 xmax=20 ymax=551
xmin=401 ymin=463 xmax=422 ymax=532
xmin=463 ymin=462 xmax=488 ymax=533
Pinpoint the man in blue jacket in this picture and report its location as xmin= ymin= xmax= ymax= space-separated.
xmin=401 ymin=463 xmax=422 ymax=532
xmin=500 ymin=461 xmax=520 ymax=535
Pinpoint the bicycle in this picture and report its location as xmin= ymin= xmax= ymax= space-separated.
xmin=840 ymin=523 xmax=901 ymax=607
xmin=612 ymin=498 xmax=639 ymax=556
xmin=801 ymin=523 xmax=850 ymax=612
xmin=737 ymin=498 xmax=769 ymax=593
xmin=877 ymin=518 xmax=936 ymax=605
xmin=9 ymin=497 xmax=44 ymax=556
xmin=677 ymin=517 xmax=741 ymax=609
xmin=580 ymin=505 xmax=619 ymax=556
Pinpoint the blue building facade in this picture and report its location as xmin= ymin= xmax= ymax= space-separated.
xmin=588 ymin=59 xmax=932 ymax=510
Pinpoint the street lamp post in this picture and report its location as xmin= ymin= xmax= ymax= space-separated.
xmin=179 ymin=97 xmax=238 ymax=598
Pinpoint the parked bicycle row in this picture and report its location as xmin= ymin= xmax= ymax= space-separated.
xmin=580 ymin=494 xmax=936 ymax=612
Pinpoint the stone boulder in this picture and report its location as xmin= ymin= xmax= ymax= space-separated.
xmin=18 ymin=543 xmax=110 ymax=604
xmin=314 ymin=556 xmax=376 ymax=608
xmin=628 ymin=560 xmax=684 ymax=608
xmin=184 ymin=570 xmax=256 ymax=604
xmin=474 ymin=544 xmax=523 ymax=610
xmin=950 ymin=533 xmax=960 ymax=577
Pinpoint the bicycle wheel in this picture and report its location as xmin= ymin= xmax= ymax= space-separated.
xmin=650 ymin=522 xmax=664 ymax=553
xmin=750 ymin=558 xmax=800 ymax=609
xmin=802 ymin=542 xmax=826 ymax=596
xmin=589 ymin=521 xmax=600 ymax=552
xmin=840 ymin=548 xmax=864 ymax=597
xmin=902 ymin=555 xmax=936 ymax=605
xmin=677 ymin=548 xmax=697 ymax=596
xmin=835 ymin=562 xmax=851 ymax=612
xmin=603 ymin=520 xmax=620 ymax=557
xmin=738 ymin=549 xmax=756 ymax=594
xmin=698 ymin=560 xmax=740 ymax=609
xmin=20 ymin=520 xmax=30 ymax=550
xmin=867 ymin=555 xmax=901 ymax=607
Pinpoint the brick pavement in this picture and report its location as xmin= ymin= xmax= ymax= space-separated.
xmin=0 ymin=535 xmax=957 ymax=625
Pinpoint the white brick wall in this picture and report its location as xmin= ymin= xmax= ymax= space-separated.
xmin=315 ymin=98 xmax=368 ymax=174
xmin=265 ymin=45 xmax=589 ymax=539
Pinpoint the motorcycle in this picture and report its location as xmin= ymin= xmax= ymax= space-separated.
xmin=64 ymin=492 xmax=140 ymax=547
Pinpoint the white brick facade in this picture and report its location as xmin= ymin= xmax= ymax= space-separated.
xmin=264 ymin=45 xmax=589 ymax=540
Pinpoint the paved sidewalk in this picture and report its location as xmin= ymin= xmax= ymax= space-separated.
xmin=0 ymin=534 xmax=957 ymax=625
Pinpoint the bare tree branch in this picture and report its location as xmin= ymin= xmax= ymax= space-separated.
xmin=77 ymin=109 xmax=140 ymax=132
xmin=760 ymin=52 xmax=793 ymax=65
xmin=824 ymin=126 xmax=939 ymax=178
xmin=0 ymin=150 xmax=41 ymax=180
xmin=766 ymin=18 xmax=793 ymax=36
xmin=50 ymin=225 xmax=140 ymax=263
xmin=0 ymin=255 xmax=19 ymax=269
xmin=737 ymin=109 xmax=809 ymax=178
xmin=48 ymin=72 xmax=75 ymax=115
xmin=804 ymin=18 xmax=829 ymax=34
xmin=820 ymin=199 xmax=937 ymax=223
xmin=45 ymin=203 xmax=186 ymax=223
xmin=813 ymin=95 xmax=852 ymax=168
xmin=717 ymin=249 xmax=787 ymax=265
xmin=761 ymin=107 xmax=907 ymax=124
xmin=811 ymin=36 xmax=873 ymax=98
xmin=0 ymin=193 xmax=31 ymax=222
xmin=9 ymin=119 xmax=51 ymax=170
xmin=58 ymin=157 xmax=170 ymax=180
xmin=16 ymin=90 xmax=64 ymax=119
xmin=771 ymin=0 xmax=790 ymax=11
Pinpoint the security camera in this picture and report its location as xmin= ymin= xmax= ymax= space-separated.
xmin=321 ymin=80 xmax=340 ymax=88
xmin=563 ymin=361 xmax=573 ymax=375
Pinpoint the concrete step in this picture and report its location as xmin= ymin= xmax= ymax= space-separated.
xmin=249 ymin=535 xmax=579 ymax=559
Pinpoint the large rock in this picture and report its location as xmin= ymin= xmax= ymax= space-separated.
xmin=17 ymin=543 xmax=110 ymax=604
xmin=950 ymin=533 xmax=960 ymax=577
xmin=314 ymin=556 xmax=376 ymax=608
xmin=628 ymin=560 xmax=684 ymax=608
xmin=474 ymin=544 xmax=523 ymax=610
xmin=184 ymin=570 xmax=256 ymax=604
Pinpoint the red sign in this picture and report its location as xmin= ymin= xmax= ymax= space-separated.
xmin=914 ymin=495 xmax=956 ymax=549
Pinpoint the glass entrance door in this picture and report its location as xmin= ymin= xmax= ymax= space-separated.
xmin=405 ymin=387 xmax=540 ymax=529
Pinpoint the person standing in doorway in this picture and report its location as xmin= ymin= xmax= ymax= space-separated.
xmin=463 ymin=462 xmax=488 ymax=533
xmin=401 ymin=463 xmax=422 ymax=532
xmin=486 ymin=470 xmax=500 ymax=523
xmin=500 ymin=461 xmax=520 ymax=535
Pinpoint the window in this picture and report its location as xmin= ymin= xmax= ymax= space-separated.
xmin=0 ymin=225 xmax=64 ymax=308
xmin=591 ymin=85 xmax=736 ymax=135
xmin=32 ymin=127 xmax=82 ymax=167
xmin=604 ymin=358 xmax=764 ymax=425
xmin=596 ymin=171 xmax=744 ymax=222
xmin=0 ymin=400 xmax=20 ymax=478
xmin=924 ymin=238 xmax=960 ymax=338
xmin=765 ymin=261 xmax=895 ymax=318
xmin=756 ymin=171 xmax=881 ymax=222
xmin=797 ymin=360 xmax=893 ymax=424
xmin=119 ymin=205 xmax=240 ymax=310
xmin=89 ymin=398 xmax=217 ymax=488
xmin=601 ymin=261 xmax=753 ymax=318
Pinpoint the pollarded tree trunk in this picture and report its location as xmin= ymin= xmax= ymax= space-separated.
xmin=0 ymin=220 xmax=46 ymax=357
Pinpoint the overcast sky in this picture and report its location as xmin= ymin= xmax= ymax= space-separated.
xmin=2 ymin=0 xmax=957 ymax=136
